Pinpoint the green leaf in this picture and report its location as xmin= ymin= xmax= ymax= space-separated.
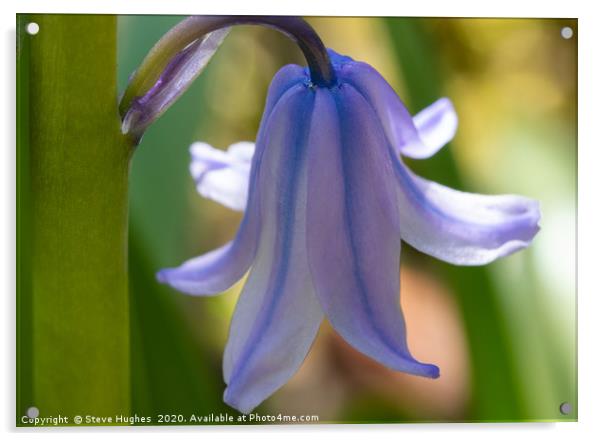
xmin=17 ymin=14 xmax=131 ymax=423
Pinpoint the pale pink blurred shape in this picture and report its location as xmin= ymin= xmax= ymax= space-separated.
xmin=394 ymin=266 xmax=471 ymax=418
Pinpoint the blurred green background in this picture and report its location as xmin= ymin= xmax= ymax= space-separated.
xmin=118 ymin=16 xmax=577 ymax=423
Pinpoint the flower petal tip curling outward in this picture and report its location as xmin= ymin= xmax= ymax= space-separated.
xmin=337 ymin=58 xmax=458 ymax=160
xmin=155 ymin=269 xmax=168 ymax=284
xmin=415 ymin=362 xmax=441 ymax=379
xmin=189 ymin=141 xmax=254 ymax=211
xmin=154 ymin=242 xmax=256 ymax=296
xmin=407 ymin=97 xmax=458 ymax=159
xmin=392 ymin=161 xmax=541 ymax=266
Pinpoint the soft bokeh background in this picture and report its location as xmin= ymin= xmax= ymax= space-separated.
xmin=117 ymin=16 xmax=577 ymax=423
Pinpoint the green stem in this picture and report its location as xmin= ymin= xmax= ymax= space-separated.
xmin=17 ymin=14 xmax=131 ymax=423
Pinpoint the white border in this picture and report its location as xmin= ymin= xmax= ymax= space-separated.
xmin=2 ymin=1 xmax=600 ymax=440
xmin=1 ymin=0 xmax=583 ymax=17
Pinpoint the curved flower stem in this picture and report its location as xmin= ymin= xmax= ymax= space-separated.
xmin=119 ymin=15 xmax=335 ymax=117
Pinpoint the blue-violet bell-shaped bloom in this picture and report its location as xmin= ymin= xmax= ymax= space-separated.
xmin=156 ymin=49 xmax=541 ymax=413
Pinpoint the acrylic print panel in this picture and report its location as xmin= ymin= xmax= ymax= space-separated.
xmin=16 ymin=14 xmax=577 ymax=426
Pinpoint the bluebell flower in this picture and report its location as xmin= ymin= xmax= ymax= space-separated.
xmin=121 ymin=17 xmax=540 ymax=414
xmin=155 ymin=51 xmax=540 ymax=413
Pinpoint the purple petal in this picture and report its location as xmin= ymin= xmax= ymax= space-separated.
xmin=406 ymin=97 xmax=458 ymax=159
xmin=390 ymin=154 xmax=541 ymax=265
xmin=189 ymin=141 xmax=254 ymax=211
xmin=340 ymin=62 xmax=456 ymax=159
xmin=223 ymin=86 xmax=322 ymax=413
xmin=156 ymin=241 xmax=253 ymax=296
xmin=122 ymin=29 xmax=230 ymax=140
xmin=157 ymin=66 xmax=306 ymax=295
xmin=340 ymin=63 xmax=423 ymax=153
xmin=305 ymin=85 xmax=439 ymax=378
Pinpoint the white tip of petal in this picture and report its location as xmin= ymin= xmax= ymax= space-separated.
xmin=402 ymin=97 xmax=459 ymax=159
xmin=189 ymin=141 xmax=255 ymax=211
xmin=414 ymin=97 xmax=458 ymax=147
xmin=227 ymin=142 xmax=256 ymax=161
